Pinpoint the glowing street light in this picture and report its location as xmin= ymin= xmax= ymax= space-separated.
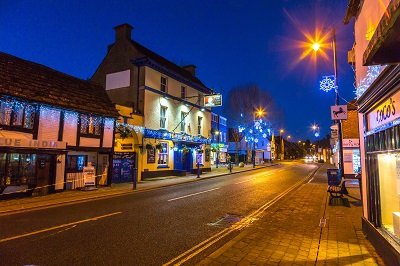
xmin=252 ymin=109 xmax=265 ymax=168
xmin=312 ymin=26 xmax=344 ymax=178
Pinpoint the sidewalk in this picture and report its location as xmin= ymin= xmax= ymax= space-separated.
xmin=0 ymin=163 xmax=271 ymax=215
xmin=198 ymin=164 xmax=385 ymax=266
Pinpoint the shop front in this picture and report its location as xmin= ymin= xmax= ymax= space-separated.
xmin=359 ymin=67 xmax=400 ymax=262
xmin=0 ymin=138 xmax=67 ymax=197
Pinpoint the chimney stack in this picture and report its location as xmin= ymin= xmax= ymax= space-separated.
xmin=114 ymin=23 xmax=133 ymax=42
xmin=183 ymin=64 xmax=196 ymax=76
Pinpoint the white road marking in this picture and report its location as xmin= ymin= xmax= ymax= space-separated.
xmin=167 ymin=188 xmax=220 ymax=202
xmin=0 ymin=212 xmax=121 ymax=243
xmin=235 ymin=178 xmax=257 ymax=184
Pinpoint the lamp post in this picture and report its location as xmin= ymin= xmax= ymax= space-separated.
xmin=313 ymin=26 xmax=344 ymax=179
xmin=215 ymin=131 xmax=220 ymax=168
xmin=279 ymin=129 xmax=284 ymax=160
xmin=252 ymin=110 xmax=264 ymax=168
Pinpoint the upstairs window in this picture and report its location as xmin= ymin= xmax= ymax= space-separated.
xmin=181 ymin=86 xmax=186 ymax=99
xmin=0 ymin=98 xmax=36 ymax=130
xmin=198 ymin=116 xmax=202 ymax=135
xmin=161 ymin=76 xmax=167 ymax=93
xmin=160 ymin=106 xmax=167 ymax=129
xmin=80 ymin=114 xmax=102 ymax=136
xmin=180 ymin=112 xmax=187 ymax=132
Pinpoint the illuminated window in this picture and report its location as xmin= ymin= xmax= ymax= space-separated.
xmin=160 ymin=106 xmax=167 ymax=129
xmin=198 ymin=116 xmax=202 ymax=135
xmin=161 ymin=76 xmax=167 ymax=93
xmin=0 ymin=98 xmax=35 ymax=129
xmin=157 ymin=142 xmax=168 ymax=165
xmin=181 ymin=112 xmax=187 ymax=132
xmin=66 ymin=155 xmax=87 ymax=173
xmin=80 ymin=114 xmax=102 ymax=135
xmin=2 ymin=153 xmax=36 ymax=186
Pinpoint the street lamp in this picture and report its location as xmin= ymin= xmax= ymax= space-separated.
xmin=312 ymin=26 xmax=345 ymax=179
xmin=215 ymin=131 xmax=220 ymax=168
xmin=279 ymin=129 xmax=284 ymax=160
xmin=252 ymin=110 xmax=264 ymax=168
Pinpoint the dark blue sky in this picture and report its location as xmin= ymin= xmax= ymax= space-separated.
xmin=0 ymin=0 xmax=355 ymax=141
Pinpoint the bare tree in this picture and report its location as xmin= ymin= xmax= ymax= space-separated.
xmin=225 ymin=84 xmax=285 ymax=162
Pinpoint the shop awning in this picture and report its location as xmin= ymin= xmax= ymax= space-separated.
xmin=363 ymin=0 xmax=400 ymax=66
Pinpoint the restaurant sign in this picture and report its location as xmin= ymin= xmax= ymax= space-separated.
xmin=0 ymin=138 xmax=67 ymax=149
xmin=367 ymin=92 xmax=400 ymax=131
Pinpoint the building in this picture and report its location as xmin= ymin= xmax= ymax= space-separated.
xmin=344 ymin=0 xmax=400 ymax=264
xmin=91 ymin=24 xmax=213 ymax=180
xmin=341 ymin=99 xmax=361 ymax=177
xmin=0 ymin=52 xmax=118 ymax=197
xmin=210 ymin=113 xmax=228 ymax=166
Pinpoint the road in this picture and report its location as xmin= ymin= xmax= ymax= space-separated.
xmin=0 ymin=161 xmax=319 ymax=265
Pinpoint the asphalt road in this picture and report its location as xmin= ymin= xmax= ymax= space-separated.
xmin=0 ymin=161 xmax=319 ymax=265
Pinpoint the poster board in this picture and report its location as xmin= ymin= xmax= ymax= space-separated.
xmin=147 ymin=148 xmax=155 ymax=163
xmin=83 ymin=164 xmax=96 ymax=187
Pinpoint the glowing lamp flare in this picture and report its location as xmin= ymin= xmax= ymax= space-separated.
xmin=312 ymin=43 xmax=320 ymax=51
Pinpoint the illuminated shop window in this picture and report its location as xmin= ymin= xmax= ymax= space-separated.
xmin=157 ymin=142 xmax=168 ymax=165
xmin=1 ymin=153 xmax=36 ymax=186
xmin=66 ymin=155 xmax=87 ymax=173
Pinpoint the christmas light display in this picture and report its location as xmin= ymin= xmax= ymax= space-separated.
xmin=355 ymin=65 xmax=382 ymax=98
xmin=319 ymin=75 xmax=336 ymax=92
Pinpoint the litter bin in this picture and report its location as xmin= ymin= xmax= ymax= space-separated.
xmin=327 ymin=168 xmax=341 ymax=186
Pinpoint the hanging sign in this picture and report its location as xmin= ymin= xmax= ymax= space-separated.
xmin=204 ymin=94 xmax=222 ymax=107
xmin=331 ymin=105 xmax=348 ymax=120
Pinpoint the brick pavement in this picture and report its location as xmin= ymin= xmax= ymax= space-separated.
xmin=197 ymin=164 xmax=385 ymax=266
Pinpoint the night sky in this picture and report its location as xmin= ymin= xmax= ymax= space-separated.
xmin=0 ymin=0 xmax=355 ymax=142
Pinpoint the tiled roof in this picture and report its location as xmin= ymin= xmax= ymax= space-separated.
xmin=0 ymin=52 xmax=119 ymax=117
xmin=130 ymin=40 xmax=210 ymax=92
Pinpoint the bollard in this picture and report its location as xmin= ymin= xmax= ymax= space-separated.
xmin=197 ymin=162 xmax=200 ymax=178
xmin=133 ymin=168 xmax=137 ymax=190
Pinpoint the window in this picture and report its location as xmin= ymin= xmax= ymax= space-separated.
xmin=196 ymin=146 xmax=204 ymax=165
xmin=212 ymin=114 xmax=219 ymax=123
xmin=80 ymin=114 xmax=102 ymax=136
xmin=198 ymin=116 xmax=202 ymax=135
xmin=0 ymin=99 xmax=36 ymax=129
xmin=0 ymin=153 xmax=36 ymax=186
xmin=161 ymin=76 xmax=167 ymax=93
xmin=160 ymin=106 xmax=167 ymax=129
xmin=181 ymin=112 xmax=187 ymax=132
xmin=66 ymin=155 xmax=87 ymax=173
xmin=157 ymin=142 xmax=168 ymax=165
xmin=220 ymin=118 xmax=227 ymax=126
xmin=181 ymin=86 xmax=186 ymax=99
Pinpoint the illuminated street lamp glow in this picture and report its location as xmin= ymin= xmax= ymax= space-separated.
xmin=312 ymin=43 xmax=320 ymax=51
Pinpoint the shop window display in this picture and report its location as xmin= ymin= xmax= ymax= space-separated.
xmin=0 ymin=153 xmax=36 ymax=186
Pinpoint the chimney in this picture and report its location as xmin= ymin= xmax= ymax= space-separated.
xmin=114 ymin=23 xmax=133 ymax=42
xmin=183 ymin=65 xmax=196 ymax=76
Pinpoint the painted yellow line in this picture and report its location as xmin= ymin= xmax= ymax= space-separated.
xmin=167 ymin=188 xmax=220 ymax=202
xmin=163 ymin=167 xmax=319 ymax=266
xmin=0 ymin=212 xmax=122 ymax=243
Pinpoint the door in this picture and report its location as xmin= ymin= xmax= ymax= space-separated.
xmin=34 ymin=154 xmax=56 ymax=195
xmin=112 ymin=152 xmax=136 ymax=183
